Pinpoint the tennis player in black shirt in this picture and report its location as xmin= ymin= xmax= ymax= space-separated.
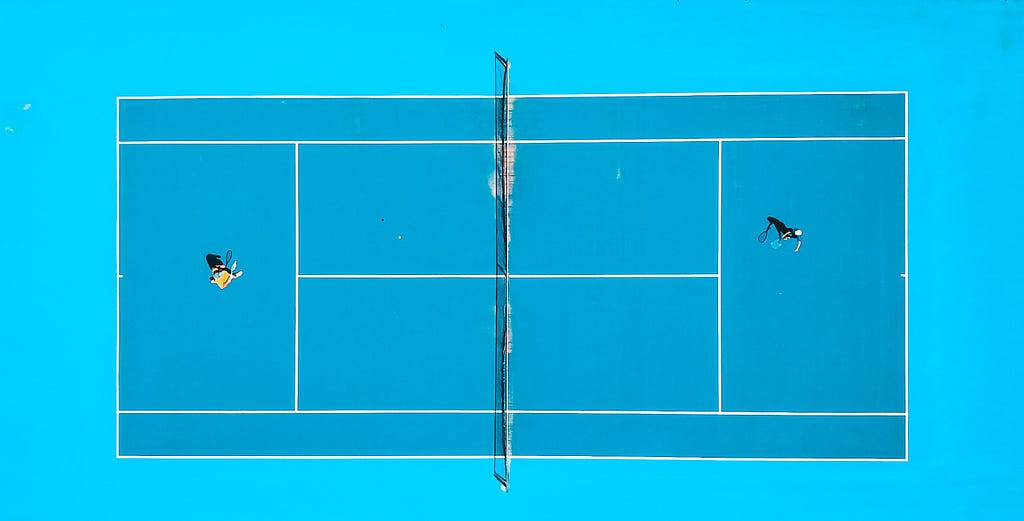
xmin=759 ymin=216 xmax=802 ymax=252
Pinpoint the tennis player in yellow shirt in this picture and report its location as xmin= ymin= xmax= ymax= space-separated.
xmin=206 ymin=251 xmax=244 ymax=289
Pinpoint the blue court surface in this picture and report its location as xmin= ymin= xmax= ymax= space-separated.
xmin=5 ymin=1 xmax=1024 ymax=519
xmin=117 ymin=92 xmax=907 ymax=465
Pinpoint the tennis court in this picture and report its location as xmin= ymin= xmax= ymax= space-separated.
xmin=117 ymin=58 xmax=907 ymax=488
xmin=10 ymin=1 xmax=1024 ymax=517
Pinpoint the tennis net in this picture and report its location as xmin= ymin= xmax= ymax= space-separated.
xmin=493 ymin=51 xmax=511 ymax=491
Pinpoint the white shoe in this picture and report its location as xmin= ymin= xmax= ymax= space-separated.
xmin=234 ymin=271 xmax=243 ymax=278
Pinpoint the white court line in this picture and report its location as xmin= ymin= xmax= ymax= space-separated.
xmin=117 ymin=455 xmax=493 ymax=460
xmin=117 ymin=95 xmax=496 ymax=100
xmin=115 ymin=455 xmax=906 ymax=462
xmin=473 ymin=137 xmax=908 ymax=144
xmin=116 ymin=137 xmax=906 ymax=146
xmin=509 ymin=456 xmax=907 ymax=462
xmin=512 ymin=274 xmax=716 ymax=279
xmin=117 ymin=140 xmax=493 ymax=146
xmin=717 ymin=140 xmax=723 ymax=413
xmin=116 ymin=91 xmax=908 ymax=101
xmin=904 ymin=91 xmax=910 ymax=460
xmin=117 ymin=409 xmax=906 ymax=416
xmin=298 ymin=274 xmax=719 ymax=279
xmin=115 ymin=97 xmax=121 ymax=457
xmin=294 ymin=143 xmax=300 ymax=411
xmin=300 ymin=274 xmax=495 ymax=279
xmin=511 ymin=91 xmax=909 ymax=98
